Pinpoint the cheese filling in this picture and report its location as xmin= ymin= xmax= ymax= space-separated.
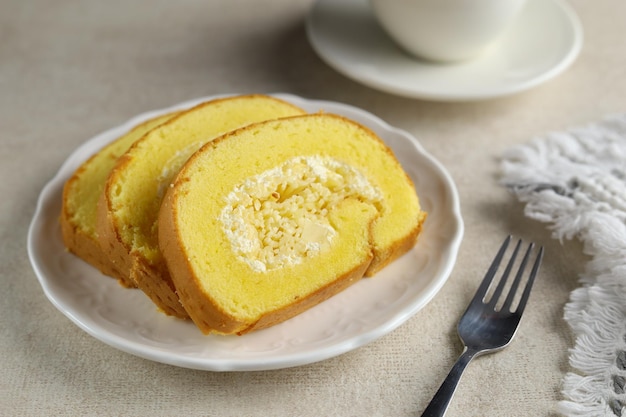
xmin=220 ymin=155 xmax=383 ymax=272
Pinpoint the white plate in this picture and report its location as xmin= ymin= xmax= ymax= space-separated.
xmin=27 ymin=94 xmax=463 ymax=371
xmin=305 ymin=0 xmax=583 ymax=101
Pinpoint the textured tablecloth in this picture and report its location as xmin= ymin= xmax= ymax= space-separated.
xmin=501 ymin=115 xmax=626 ymax=416
xmin=2 ymin=0 xmax=625 ymax=416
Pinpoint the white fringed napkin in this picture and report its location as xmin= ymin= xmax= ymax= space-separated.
xmin=500 ymin=115 xmax=626 ymax=417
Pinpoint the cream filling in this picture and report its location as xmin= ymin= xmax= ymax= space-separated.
xmin=220 ymin=155 xmax=383 ymax=273
xmin=157 ymin=142 xmax=205 ymax=198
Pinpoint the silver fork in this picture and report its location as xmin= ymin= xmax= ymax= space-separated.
xmin=420 ymin=236 xmax=544 ymax=417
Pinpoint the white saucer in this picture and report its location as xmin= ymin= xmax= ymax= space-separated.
xmin=305 ymin=0 xmax=583 ymax=101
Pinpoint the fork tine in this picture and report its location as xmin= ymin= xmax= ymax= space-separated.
xmin=512 ymin=245 xmax=544 ymax=314
xmin=471 ymin=235 xmax=512 ymax=304
xmin=500 ymin=241 xmax=534 ymax=312
xmin=487 ymin=238 xmax=522 ymax=308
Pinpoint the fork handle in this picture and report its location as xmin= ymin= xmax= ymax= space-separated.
xmin=420 ymin=347 xmax=480 ymax=417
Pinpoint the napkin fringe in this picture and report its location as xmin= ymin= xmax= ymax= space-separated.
xmin=500 ymin=115 xmax=626 ymax=417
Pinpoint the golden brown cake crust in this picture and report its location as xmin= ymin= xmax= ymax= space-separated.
xmin=365 ymin=211 xmax=427 ymax=277
xmin=60 ymin=112 xmax=178 ymax=287
xmin=95 ymin=169 xmax=135 ymax=282
xmin=240 ymin=258 xmax=373 ymax=335
xmin=130 ymin=256 xmax=188 ymax=319
xmin=60 ymin=177 xmax=130 ymax=286
xmin=93 ymin=122 xmax=190 ymax=317
xmin=157 ymin=192 xmax=207 ymax=325
xmin=96 ymin=177 xmax=189 ymax=318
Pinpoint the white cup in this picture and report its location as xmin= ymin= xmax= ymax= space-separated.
xmin=370 ymin=0 xmax=528 ymax=62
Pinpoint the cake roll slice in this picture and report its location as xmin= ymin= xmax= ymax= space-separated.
xmin=61 ymin=112 xmax=178 ymax=286
xmin=97 ymin=95 xmax=306 ymax=318
xmin=159 ymin=113 xmax=427 ymax=334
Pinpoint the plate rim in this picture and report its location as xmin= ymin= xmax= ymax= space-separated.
xmin=27 ymin=93 xmax=464 ymax=371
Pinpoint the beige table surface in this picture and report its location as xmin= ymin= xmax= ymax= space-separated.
xmin=2 ymin=0 xmax=625 ymax=416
